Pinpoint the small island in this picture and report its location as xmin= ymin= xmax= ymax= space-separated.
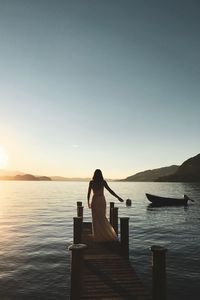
xmin=0 ymin=174 xmax=51 ymax=181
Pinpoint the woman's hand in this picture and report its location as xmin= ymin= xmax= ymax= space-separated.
xmin=88 ymin=203 xmax=91 ymax=209
xmin=118 ymin=197 xmax=124 ymax=202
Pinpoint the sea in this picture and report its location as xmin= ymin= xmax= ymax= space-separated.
xmin=0 ymin=181 xmax=199 ymax=300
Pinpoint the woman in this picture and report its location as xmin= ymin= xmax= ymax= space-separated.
xmin=87 ymin=169 xmax=124 ymax=242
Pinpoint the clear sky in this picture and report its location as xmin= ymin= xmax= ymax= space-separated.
xmin=0 ymin=0 xmax=200 ymax=179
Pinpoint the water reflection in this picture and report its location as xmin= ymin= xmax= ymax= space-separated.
xmin=0 ymin=181 xmax=199 ymax=300
xmin=146 ymin=203 xmax=189 ymax=210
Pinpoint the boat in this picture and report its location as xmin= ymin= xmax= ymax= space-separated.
xmin=145 ymin=193 xmax=194 ymax=206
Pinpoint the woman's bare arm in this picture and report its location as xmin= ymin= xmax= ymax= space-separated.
xmin=104 ymin=181 xmax=124 ymax=202
xmin=87 ymin=181 xmax=92 ymax=208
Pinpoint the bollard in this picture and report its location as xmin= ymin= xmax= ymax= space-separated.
xmin=77 ymin=201 xmax=82 ymax=207
xmin=112 ymin=207 xmax=118 ymax=235
xmin=109 ymin=202 xmax=115 ymax=225
xmin=73 ymin=217 xmax=83 ymax=244
xmin=120 ymin=217 xmax=129 ymax=258
xmin=77 ymin=206 xmax=84 ymax=218
xmin=68 ymin=244 xmax=87 ymax=300
xmin=150 ymin=245 xmax=167 ymax=300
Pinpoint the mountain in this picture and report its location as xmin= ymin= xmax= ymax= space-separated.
xmin=122 ymin=165 xmax=179 ymax=182
xmin=157 ymin=154 xmax=200 ymax=182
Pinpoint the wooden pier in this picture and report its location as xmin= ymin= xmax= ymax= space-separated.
xmin=69 ymin=202 xmax=167 ymax=300
xmin=81 ymin=222 xmax=150 ymax=300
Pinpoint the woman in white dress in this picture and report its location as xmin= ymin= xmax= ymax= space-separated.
xmin=87 ymin=169 xmax=124 ymax=242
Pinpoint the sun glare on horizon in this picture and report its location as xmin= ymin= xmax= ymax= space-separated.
xmin=0 ymin=146 xmax=8 ymax=169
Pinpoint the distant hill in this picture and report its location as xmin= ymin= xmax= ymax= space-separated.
xmin=157 ymin=154 xmax=200 ymax=182
xmin=50 ymin=176 xmax=114 ymax=182
xmin=0 ymin=173 xmax=51 ymax=181
xmin=122 ymin=165 xmax=179 ymax=182
xmin=50 ymin=176 xmax=90 ymax=181
xmin=15 ymin=174 xmax=51 ymax=181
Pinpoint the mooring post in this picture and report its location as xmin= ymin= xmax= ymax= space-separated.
xmin=68 ymin=244 xmax=87 ymax=300
xmin=110 ymin=202 xmax=115 ymax=225
xmin=120 ymin=217 xmax=129 ymax=258
xmin=112 ymin=207 xmax=118 ymax=235
xmin=77 ymin=206 xmax=84 ymax=218
xmin=77 ymin=201 xmax=82 ymax=207
xmin=73 ymin=217 xmax=83 ymax=244
xmin=150 ymin=245 xmax=167 ymax=300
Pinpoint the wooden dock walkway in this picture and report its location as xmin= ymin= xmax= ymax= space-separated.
xmin=69 ymin=202 xmax=167 ymax=300
xmin=81 ymin=222 xmax=151 ymax=300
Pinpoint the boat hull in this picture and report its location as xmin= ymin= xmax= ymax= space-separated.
xmin=146 ymin=193 xmax=188 ymax=206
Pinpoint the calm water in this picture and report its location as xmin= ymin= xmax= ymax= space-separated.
xmin=0 ymin=181 xmax=199 ymax=300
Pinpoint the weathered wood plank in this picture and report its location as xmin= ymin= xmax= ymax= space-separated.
xmin=81 ymin=222 xmax=151 ymax=300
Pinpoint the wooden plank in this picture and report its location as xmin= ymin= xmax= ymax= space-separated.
xmin=81 ymin=222 xmax=151 ymax=300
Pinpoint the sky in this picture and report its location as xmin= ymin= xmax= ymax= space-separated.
xmin=0 ymin=0 xmax=200 ymax=179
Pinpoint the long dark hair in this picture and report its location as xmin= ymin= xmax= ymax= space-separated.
xmin=92 ymin=169 xmax=104 ymax=189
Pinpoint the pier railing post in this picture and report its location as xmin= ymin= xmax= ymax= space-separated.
xmin=77 ymin=201 xmax=82 ymax=207
xmin=73 ymin=217 xmax=83 ymax=244
xmin=77 ymin=206 xmax=84 ymax=218
xmin=150 ymin=245 xmax=167 ymax=300
xmin=120 ymin=217 xmax=129 ymax=258
xmin=109 ymin=202 xmax=115 ymax=225
xmin=68 ymin=244 xmax=87 ymax=300
xmin=112 ymin=207 xmax=118 ymax=235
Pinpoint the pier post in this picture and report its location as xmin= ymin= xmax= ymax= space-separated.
xmin=68 ymin=244 xmax=87 ymax=300
xmin=109 ymin=202 xmax=115 ymax=225
xmin=77 ymin=206 xmax=84 ymax=218
xmin=150 ymin=245 xmax=167 ymax=300
xmin=120 ymin=217 xmax=129 ymax=258
xmin=112 ymin=207 xmax=118 ymax=235
xmin=73 ymin=217 xmax=83 ymax=244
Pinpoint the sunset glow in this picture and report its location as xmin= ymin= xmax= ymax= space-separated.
xmin=0 ymin=1 xmax=199 ymax=179
xmin=0 ymin=146 xmax=8 ymax=169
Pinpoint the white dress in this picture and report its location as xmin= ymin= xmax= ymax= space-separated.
xmin=91 ymin=187 xmax=117 ymax=242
